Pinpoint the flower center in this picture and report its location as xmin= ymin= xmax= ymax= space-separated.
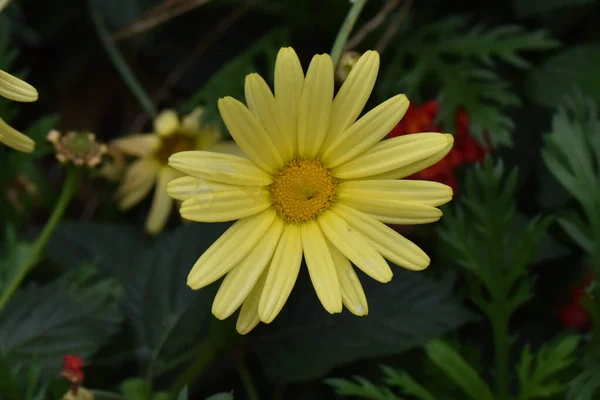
xmin=270 ymin=159 xmax=337 ymax=223
xmin=155 ymin=133 xmax=196 ymax=164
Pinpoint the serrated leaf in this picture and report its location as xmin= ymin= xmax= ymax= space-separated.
xmin=527 ymin=45 xmax=600 ymax=109
xmin=249 ymin=268 xmax=474 ymax=383
xmin=325 ymin=377 xmax=402 ymax=400
xmin=425 ymin=340 xmax=494 ymax=400
xmin=381 ymin=367 xmax=436 ymax=400
xmin=518 ymin=336 xmax=579 ymax=400
xmin=0 ymin=271 xmax=122 ymax=373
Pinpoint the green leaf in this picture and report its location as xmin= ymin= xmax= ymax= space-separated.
xmin=121 ymin=378 xmax=152 ymax=400
xmin=250 ymin=269 xmax=474 ymax=382
xmin=204 ymin=394 xmax=234 ymax=400
xmin=513 ymin=0 xmax=594 ymax=18
xmin=424 ymin=340 xmax=494 ymax=400
xmin=517 ymin=336 xmax=579 ymax=400
xmin=527 ymin=45 xmax=600 ymax=109
xmin=176 ymin=387 xmax=188 ymax=400
xmin=568 ymin=365 xmax=600 ymax=400
xmin=381 ymin=366 xmax=437 ymax=400
xmin=325 ymin=377 xmax=402 ymax=400
xmin=0 ymin=269 xmax=122 ymax=373
xmin=123 ymin=223 xmax=227 ymax=377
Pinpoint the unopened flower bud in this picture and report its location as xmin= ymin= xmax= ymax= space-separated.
xmin=335 ymin=51 xmax=361 ymax=84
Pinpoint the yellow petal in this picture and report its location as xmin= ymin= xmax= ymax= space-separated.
xmin=169 ymin=151 xmax=273 ymax=186
xmin=331 ymin=203 xmax=430 ymax=271
xmin=116 ymin=158 xmax=161 ymax=209
xmin=339 ymin=192 xmax=442 ymax=224
xmin=187 ymin=208 xmax=276 ymax=289
xmin=328 ymin=241 xmax=368 ymax=316
xmin=212 ymin=217 xmax=283 ymax=319
xmin=338 ymin=179 xmax=453 ymax=207
xmin=300 ymin=220 xmax=343 ymax=314
xmin=179 ymin=187 xmax=271 ymax=222
xmin=218 ymin=96 xmax=284 ymax=173
xmin=274 ymin=47 xmax=303 ymax=158
xmin=258 ymin=223 xmax=303 ymax=323
xmin=112 ymin=134 xmax=160 ymax=157
xmin=245 ymin=73 xmax=294 ymax=163
xmin=237 ymin=269 xmax=268 ymax=335
xmin=146 ymin=166 xmax=178 ymax=235
xmin=369 ymin=138 xmax=455 ymax=180
xmin=322 ymin=94 xmax=409 ymax=168
xmin=296 ymin=54 xmax=334 ymax=159
xmin=0 ymin=69 xmax=38 ymax=102
xmin=332 ymin=133 xmax=454 ymax=180
xmin=0 ymin=0 xmax=11 ymax=13
xmin=167 ymin=176 xmax=238 ymax=201
xmin=320 ymin=51 xmax=379 ymax=153
xmin=318 ymin=211 xmax=392 ymax=283
xmin=181 ymin=107 xmax=204 ymax=132
xmin=154 ymin=109 xmax=180 ymax=137
xmin=0 ymin=117 xmax=34 ymax=152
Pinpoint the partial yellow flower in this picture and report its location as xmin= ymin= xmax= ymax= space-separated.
xmin=113 ymin=107 xmax=239 ymax=235
xmin=0 ymin=0 xmax=39 ymax=153
xmin=167 ymin=48 xmax=454 ymax=334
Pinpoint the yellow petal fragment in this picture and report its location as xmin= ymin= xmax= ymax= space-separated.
xmin=169 ymin=151 xmax=273 ymax=186
xmin=338 ymin=179 xmax=453 ymax=207
xmin=322 ymin=94 xmax=409 ymax=168
xmin=369 ymin=138 xmax=455 ymax=180
xmin=218 ymin=96 xmax=284 ymax=174
xmin=180 ymin=107 xmax=204 ymax=132
xmin=212 ymin=217 xmax=284 ymax=319
xmin=154 ymin=109 xmax=180 ymax=137
xmin=332 ymin=133 xmax=454 ymax=180
xmin=245 ymin=73 xmax=294 ymax=163
xmin=328 ymin=241 xmax=368 ymax=316
xmin=320 ymin=50 xmax=379 ymax=152
xmin=301 ymin=220 xmax=343 ymax=314
xmin=296 ymin=54 xmax=334 ymax=159
xmin=187 ymin=208 xmax=276 ymax=289
xmin=116 ymin=158 xmax=161 ymax=209
xmin=331 ymin=203 xmax=431 ymax=271
xmin=112 ymin=134 xmax=160 ymax=157
xmin=237 ymin=270 xmax=268 ymax=335
xmin=0 ymin=69 xmax=38 ymax=102
xmin=180 ymin=187 xmax=271 ymax=222
xmin=274 ymin=47 xmax=303 ymax=157
xmin=146 ymin=166 xmax=178 ymax=235
xmin=259 ymin=223 xmax=303 ymax=323
xmin=0 ymin=117 xmax=34 ymax=152
xmin=167 ymin=176 xmax=238 ymax=201
xmin=318 ymin=211 xmax=392 ymax=283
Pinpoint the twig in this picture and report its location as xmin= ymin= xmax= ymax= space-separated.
xmin=375 ymin=0 xmax=412 ymax=54
xmin=111 ymin=0 xmax=215 ymax=42
xmin=330 ymin=0 xmax=369 ymax=67
xmin=345 ymin=0 xmax=402 ymax=51
xmin=129 ymin=1 xmax=254 ymax=132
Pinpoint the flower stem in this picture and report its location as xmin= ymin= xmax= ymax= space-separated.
xmin=491 ymin=309 xmax=509 ymax=400
xmin=90 ymin=8 xmax=158 ymax=119
xmin=0 ymin=168 xmax=79 ymax=311
xmin=236 ymin=361 xmax=260 ymax=400
xmin=330 ymin=0 xmax=369 ymax=67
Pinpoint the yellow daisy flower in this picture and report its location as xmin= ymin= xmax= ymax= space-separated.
xmin=113 ymin=107 xmax=240 ymax=235
xmin=167 ymin=48 xmax=454 ymax=334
